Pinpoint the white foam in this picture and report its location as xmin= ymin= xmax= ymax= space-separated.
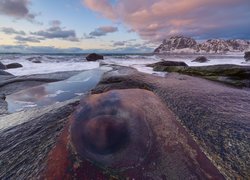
xmin=1 ymin=54 xmax=249 ymax=77
xmin=4 ymin=59 xmax=99 ymax=76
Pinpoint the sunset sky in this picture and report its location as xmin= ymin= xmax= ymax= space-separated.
xmin=0 ymin=0 xmax=249 ymax=53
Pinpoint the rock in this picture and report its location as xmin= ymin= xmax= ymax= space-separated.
xmin=151 ymin=64 xmax=250 ymax=87
xmin=42 ymin=89 xmax=223 ymax=179
xmin=0 ymin=70 xmax=13 ymax=76
xmin=192 ymin=56 xmax=209 ymax=63
xmin=147 ymin=60 xmax=188 ymax=71
xmin=0 ymin=62 xmax=6 ymax=70
xmin=86 ymin=53 xmax=104 ymax=61
xmin=27 ymin=57 xmax=42 ymax=63
xmin=92 ymin=67 xmax=250 ymax=179
xmin=244 ymin=51 xmax=250 ymax=61
xmin=0 ymin=99 xmax=80 ymax=179
xmin=32 ymin=60 xmax=42 ymax=63
xmin=6 ymin=63 xmax=23 ymax=69
xmin=0 ymin=93 xmax=6 ymax=100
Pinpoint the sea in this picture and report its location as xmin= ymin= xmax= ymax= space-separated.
xmin=0 ymin=53 xmax=249 ymax=76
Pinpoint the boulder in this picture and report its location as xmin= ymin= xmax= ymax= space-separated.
xmin=244 ymin=51 xmax=250 ymax=61
xmin=86 ymin=53 xmax=104 ymax=61
xmin=6 ymin=63 xmax=23 ymax=69
xmin=0 ymin=62 xmax=6 ymax=70
xmin=192 ymin=56 xmax=209 ymax=63
xmin=147 ymin=61 xmax=188 ymax=71
xmin=27 ymin=57 xmax=42 ymax=63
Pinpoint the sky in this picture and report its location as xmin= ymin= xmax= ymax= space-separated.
xmin=0 ymin=0 xmax=249 ymax=53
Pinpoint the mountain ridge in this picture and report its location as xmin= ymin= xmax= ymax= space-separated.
xmin=154 ymin=36 xmax=250 ymax=54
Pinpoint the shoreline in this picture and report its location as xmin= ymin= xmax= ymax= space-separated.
xmin=0 ymin=64 xmax=249 ymax=179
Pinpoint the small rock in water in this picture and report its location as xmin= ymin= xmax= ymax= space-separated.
xmin=6 ymin=63 xmax=23 ymax=69
xmin=0 ymin=93 xmax=6 ymax=100
xmin=244 ymin=51 xmax=250 ymax=61
xmin=0 ymin=62 xmax=6 ymax=70
xmin=192 ymin=56 xmax=209 ymax=63
xmin=32 ymin=60 xmax=42 ymax=63
xmin=86 ymin=53 xmax=104 ymax=61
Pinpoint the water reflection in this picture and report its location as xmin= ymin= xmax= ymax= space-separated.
xmin=6 ymin=68 xmax=109 ymax=113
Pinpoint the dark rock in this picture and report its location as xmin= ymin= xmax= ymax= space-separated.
xmin=0 ymin=93 xmax=6 ymax=100
xmin=147 ymin=60 xmax=188 ymax=71
xmin=0 ymin=70 xmax=13 ymax=76
xmin=27 ymin=57 xmax=42 ymax=63
xmin=192 ymin=56 xmax=209 ymax=63
xmin=6 ymin=63 xmax=23 ymax=69
xmin=244 ymin=51 xmax=250 ymax=61
xmin=86 ymin=53 xmax=104 ymax=61
xmin=0 ymin=62 xmax=6 ymax=70
xmin=32 ymin=60 xmax=42 ymax=63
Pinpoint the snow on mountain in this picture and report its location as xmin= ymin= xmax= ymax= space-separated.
xmin=154 ymin=36 xmax=250 ymax=54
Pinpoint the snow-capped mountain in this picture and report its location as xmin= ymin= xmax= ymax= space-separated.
xmin=154 ymin=36 xmax=250 ymax=54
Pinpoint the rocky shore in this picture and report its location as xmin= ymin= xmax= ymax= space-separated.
xmin=0 ymin=64 xmax=249 ymax=179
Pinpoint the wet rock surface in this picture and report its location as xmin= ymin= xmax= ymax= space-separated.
xmin=0 ymin=71 xmax=83 ymax=115
xmin=0 ymin=66 xmax=249 ymax=179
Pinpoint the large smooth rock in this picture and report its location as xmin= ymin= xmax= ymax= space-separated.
xmin=41 ymin=89 xmax=223 ymax=179
xmin=0 ymin=62 xmax=6 ymax=70
xmin=244 ymin=51 xmax=250 ymax=61
xmin=92 ymin=68 xmax=250 ymax=179
xmin=6 ymin=63 xmax=23 ymax=69
xmin=151 ymin=64 xmax=250 ymax=87
xmin=86 ymin=53 xmax=104 ymax=61
xmin=192 ymin=56 xmax=209 ymax=63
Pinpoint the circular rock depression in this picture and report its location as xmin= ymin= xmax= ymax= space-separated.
xmin=70 ymin=91 xmax=152 ymax=171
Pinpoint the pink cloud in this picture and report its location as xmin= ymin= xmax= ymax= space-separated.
xmin=83 ymin=0 xmax=250 ymax=41
xmin=83 ymin=0 xmax=115 ymax=19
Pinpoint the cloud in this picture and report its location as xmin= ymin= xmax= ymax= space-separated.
xmin=113 ymin=41 xmax=126 ymax=46
xmin=0 ymin=0 xmax=36 ymax=21
xmin=83 ymin=0 xmax=250 ymax=41
xmin=83 ymin=0 xmax=115 ymax=19
xmin=88 ymin=26 xmax=118 ymax=37
xmin=0 ymin=44 xmax=153 ymax=54
xmin=15 ymin=35 xmax=42 ymax=43
xmin=49 ymin=20 xmax=61 ymax=27
xmin=0 ymin=45 xmax=85 ymax=53
xmin=1 ymin=27 xmax=26 ymax=35
xmin=31 ymin=21 xmax=79 ymax=42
